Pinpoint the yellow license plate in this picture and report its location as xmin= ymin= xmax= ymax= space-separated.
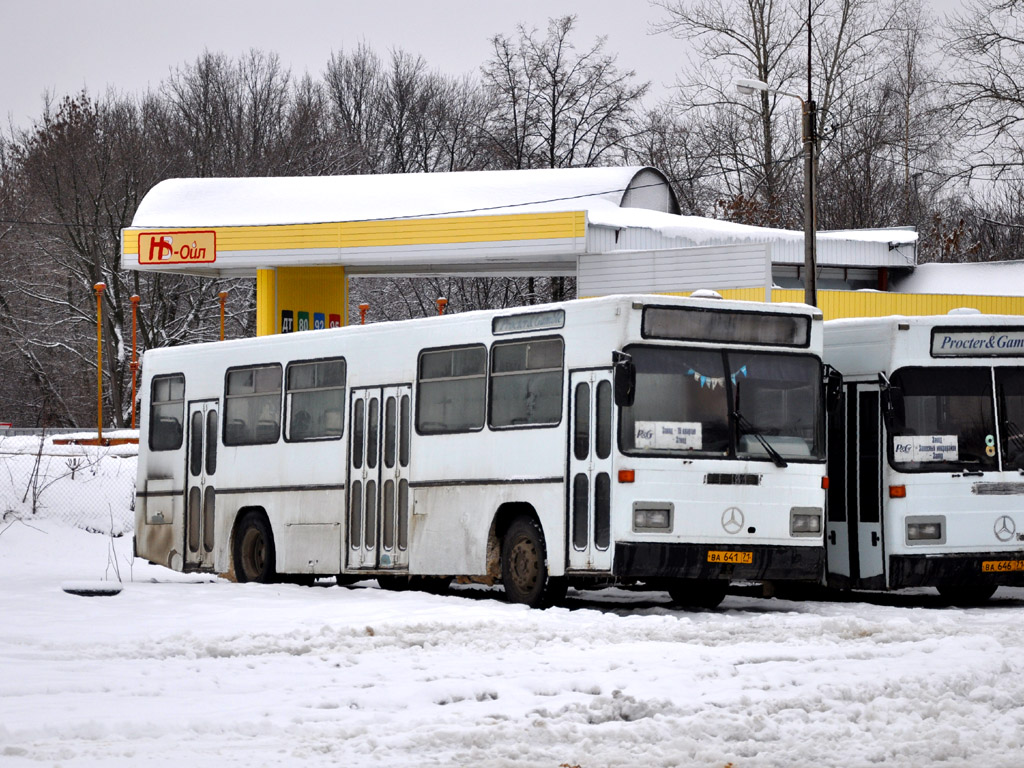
xmin=981 ymin=560 xmax=1024 ymax=573
xmin=707 ymin=550 xmax=753 ymax=565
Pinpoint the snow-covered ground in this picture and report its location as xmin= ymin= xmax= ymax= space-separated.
xmin=0 ymin=433 xmax=137 ymax=536
xmin=2 ymin=520 xmax=1023 ymax=767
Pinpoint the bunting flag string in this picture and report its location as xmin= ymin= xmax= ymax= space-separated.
xmin=686 ymin=365 xmax=748 ymax=390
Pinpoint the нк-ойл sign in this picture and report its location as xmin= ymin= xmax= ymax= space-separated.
xmin=138 ymin=231 xmax=217 ymax=265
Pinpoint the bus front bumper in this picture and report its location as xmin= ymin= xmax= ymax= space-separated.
xmin=889 ymin=553 xmax=1024 ymax=589
xmin=614 ymin=542 xmax=824 ymax=582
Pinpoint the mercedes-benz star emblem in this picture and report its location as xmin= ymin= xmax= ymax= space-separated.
xmin=994 ymin=515 xmax=1017 ymax=542
xmin=722 ymin=507 xmax=745 ymax=535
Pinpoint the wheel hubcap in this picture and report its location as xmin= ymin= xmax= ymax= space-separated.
xmin=243 ymin=529 xmax=264 ymax=577
xmin=510 ymin=537 xmax=538 ymax=590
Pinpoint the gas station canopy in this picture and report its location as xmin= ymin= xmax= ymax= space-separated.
xmin=121 ymin=166 xmax=960 ymax=334
xmin=121 ymin=166 xmax=679 ymax=277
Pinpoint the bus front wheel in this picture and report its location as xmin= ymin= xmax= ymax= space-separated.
xmin=233 ymin=513 xmax=277 ymax=584
xmin=667 ymin=579 xmax=728 ymax=609
xmin=937 ymin=585 xmax=997 ymax=607
xmin=501 ymin=517 xmax=566 ymax=608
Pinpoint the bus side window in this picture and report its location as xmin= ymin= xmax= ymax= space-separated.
xmin=150 ymin=373 xmax=185 ymax=451
xmin=416 ymin=345 xmax=486 ymax=433
xmin=285 ymin=358 xmax=346 ymax=441
xmin=224 ymin=364 xmax=282 ymax=445
xmin=489 ymin=338 xmax=564 ymax=428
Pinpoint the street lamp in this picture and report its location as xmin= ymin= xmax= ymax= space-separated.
xmin=735 ymin=77 xmax=818 ymax=307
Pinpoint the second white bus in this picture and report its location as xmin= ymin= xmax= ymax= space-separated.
xmin=134 ymin=294 xmax=828 ymax=608
xmin=824 ymin=313 xmax=1024 ymax=604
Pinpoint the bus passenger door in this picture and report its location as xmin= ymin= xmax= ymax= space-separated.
xmin=377 ymin=386 xmax=411 ymax=571
xmin=854 ymin=387 xmax=885 ymax=588
xmin=184 ymin=400 xmax=218 ymax=572
xmin=347 ymin=388 xmax=381 ymax=570
xmin=825 ymin=385 xmax=851 ymax=584
xmin=567 ymin=370 xmax=614 ymax=573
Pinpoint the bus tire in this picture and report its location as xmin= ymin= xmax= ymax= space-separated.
xmin=501 ymin=517 xmax=566 ymax=608
xmin=667 ymin=579 xmax=728 ymax=609
xmin=415 ymin=576 xmax=452 ymax=595
xmin=233 ymin=513 xmax=277 ymax=584
xmin=377 ymin=575 xmax=410 ymax=592
xmin=937 ymin=585 xmax=997 ymax=607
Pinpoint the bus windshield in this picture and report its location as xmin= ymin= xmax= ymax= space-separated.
xmin=889 ymin=367 xmax=996 ymax=472
xmin=996 ymin=368 xmax=1024 ymax=470
xmin=620 ymin=346 xmax=824 ymax=461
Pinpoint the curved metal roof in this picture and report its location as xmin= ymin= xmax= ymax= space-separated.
xmin=131 ymin=166 xmax=679 ymax=228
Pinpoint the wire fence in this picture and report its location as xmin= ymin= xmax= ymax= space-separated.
xmin=0 ymin=430 xmax=137 ymax=535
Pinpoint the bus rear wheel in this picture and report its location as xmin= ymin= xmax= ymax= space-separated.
xmin=667 ymin=579 xmax=728 ymax=609
xmin=937 ymin=585 xmax=997 ymax=607
xmin=234 ymin=513 xmax=277 ymax=584
xmin=501 ymin=517 xmax=566 ymax=609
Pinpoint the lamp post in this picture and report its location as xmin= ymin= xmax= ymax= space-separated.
xmin=736 ymin=77 xmax=818 ymax=308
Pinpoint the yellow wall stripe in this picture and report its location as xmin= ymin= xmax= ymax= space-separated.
xmin=711 ymin=289 xmax=1024 ymax=319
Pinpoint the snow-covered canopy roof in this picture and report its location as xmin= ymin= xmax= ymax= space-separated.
xmin=891 ymin=261 xmax=1024 ymax=296
xmin=121 ymin=166 xmax=916 ymax=277
xmin=583 ymin=208 xmax=918 ymax=269
xmin=130 ymin=167 xmax=680 ymax=228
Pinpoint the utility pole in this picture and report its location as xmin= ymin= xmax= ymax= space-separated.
xmin=802 ymin=0 xmax=817 ymax=308
xmin=736 ymin=0 xmax=818 ymax=307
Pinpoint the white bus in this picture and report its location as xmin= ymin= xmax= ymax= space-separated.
xmin=134 ymin=294 xmax=828 ymax=608
xmin=824 ymin=313 xmax=1024 ymax=604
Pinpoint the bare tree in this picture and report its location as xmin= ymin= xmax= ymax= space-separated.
xmin=481 ymin=16 xmax=650 ymax=170
xmin=654 ymin=0 xmax=806 ymax=213
xmin=323 ymin=45 xmax=390 ymax=175
xmin=477 ymin=16 xmax=648 ymax=303
xmin=654 ymin=0 xmax=903 ymax=230
xmin=945 ymin=0 xmax=1024 ymax=182
xmin=626 ymin=107 xmax=702 ymax=215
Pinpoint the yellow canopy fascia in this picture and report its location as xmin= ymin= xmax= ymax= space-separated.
xmin=122 ymin=211 xmax=587 ymax=272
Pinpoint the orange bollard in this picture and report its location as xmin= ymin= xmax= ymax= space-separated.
xmin=218 ymin=291 xmax=228 ymax=340
xmin=436 ymin=297 xmax=448 ymax=316
xmin=359 ymin=303 xmax=370 ymax=325
xmin=130 ymin=295 xmax=140 ymax=429
xmin=94 ymin=283 xmax=106 ymax=441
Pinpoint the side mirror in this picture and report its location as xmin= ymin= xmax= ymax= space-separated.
xmin=612 ymin=351 xmax=635 ymax=407
xmin=878 ymin=372 xmax=904 ymax=430
xmin=824 ymin=365 xmax=842 ymax=413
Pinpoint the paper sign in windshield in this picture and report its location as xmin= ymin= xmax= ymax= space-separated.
xmin=635 ymin=421 xmax=702 ymax=450
xmin=893 ymin=435 xmax=959 ymax=462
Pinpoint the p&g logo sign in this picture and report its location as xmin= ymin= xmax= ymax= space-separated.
xmin=932 ymin=328 xmax=1024 ymax=357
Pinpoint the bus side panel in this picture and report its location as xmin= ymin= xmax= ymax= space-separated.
xmin=213 ymin=489 xmax=344 ymax=576
xmin=408 ymin=484 xmax=566 ymax=577
xmin=135 ymin=479 xmax=183 ymax=571
xmin=135 ymin=431 xmax=187 ymax=571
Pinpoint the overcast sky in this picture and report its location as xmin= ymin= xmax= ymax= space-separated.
xmin=1 ymin=0 xmax=689 ymax=131
xmin=3 ymin=0 xmax=966 ymax=133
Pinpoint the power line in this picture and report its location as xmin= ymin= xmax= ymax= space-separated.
xmin=3 ymin=156 xmax=1024 ymax=233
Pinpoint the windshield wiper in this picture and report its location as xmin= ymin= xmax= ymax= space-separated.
xmin=734 ymin=409 xmax=788 ymax=468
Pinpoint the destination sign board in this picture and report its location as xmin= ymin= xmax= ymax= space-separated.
xmin=931 ymin=327 xmax=1024 ymax=357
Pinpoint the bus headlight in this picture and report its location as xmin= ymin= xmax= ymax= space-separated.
xmin=790 ymin=507 xmax=822 ymax=536
xmin=633 ymin=503 xmax=673 ymax=531
xmin=907 ymin=516 xmax=945 ymax=544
